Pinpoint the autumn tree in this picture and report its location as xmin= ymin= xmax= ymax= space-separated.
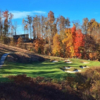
xmin=0 ymin=10 xmax=13 ymax=44
xmin=52 ymin=34 xmax=61 ymax=56
xmin=10 ymin=38 xmax=15 ymax=46
xmin=46 ymin=11 xmax=55 ymax=54
xmin=34 ymin=39 xmax=44 ymax=54
xmin=71 ymin=25 xmax=85 ymax=58
xmin=58 ymin=16 xmax=70 ymax=57
xmin=24 ymin=24 xmax=28 ymax=34
xmin=41 ymin=16 xmax=47 ymax=39
xmin=3 ymin=10 xmax=13 ymax=37
xmin=88 ymin=20 xmax=100 ymax=45
xmin=72 ymin=21 xmax=81 ymax=30
xmin=97 ymin=46 xmax=100 ymax=61
xmin=82 ymin=18 xmax=99 ymax=58
xmin=11 ymin=22 xmax=17 ymax=35
xmin=87 ymin=19 xmax=98 ymax=34
xmin=65 ymin=18 xmax=70 ymax=28
xmin=48 ymin=11 xmax=55 ymax=24
xmin=73 ymin=29 xmax=85 ymax=58
xmin=82 ymin=18 xmax=99 ymax=36
xmin=58 ymin=16 xmax=66 ymax=30
xmin=58 ymin=16 xmax=70 ymax=36
xmin=82 ymin=18 xmax=89 ymax=34
xmin=84 ymin=34 xmax=97 ymax=53
xmin=17 ymin=37 xmax=23 ymax=48
xmin=62 ymin=28 xmax=74 ymax=58
xmin=0 ymin=11 xmax=3 ymax=36
xmin=48 ymin=11 xmax=55 ymax=39
xmin=22 ymin=16 xmax=32 ymax=39
xmin=33 ymin=16 xmax=42 ymax=39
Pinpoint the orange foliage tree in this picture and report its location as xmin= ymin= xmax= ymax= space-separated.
xmin=52 ymin=33 xmax=61 ymax=56
xmin=89 ymin=53 xmax=93 ymax=60
xmin=34 ymin=39 xmax=45 ymax=54
xmin=17 ymin=37 xmax=23 ymax=48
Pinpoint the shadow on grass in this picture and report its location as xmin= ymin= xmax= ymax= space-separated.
xmin=0 ymin=77 xmax=12 ymax=83
xmin=0 ymin=58 xmax=84 ymax=81
xmin=0 ymin=62 xmax=76 ymax=80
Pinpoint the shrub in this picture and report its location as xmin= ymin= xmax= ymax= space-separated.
xmin=17 ymin=37 xmax=23 ymax=48
xmin=10 ymin=38 xmax=15 ymax=46
xmin=34 ymin=39 xmax=45 ymax=54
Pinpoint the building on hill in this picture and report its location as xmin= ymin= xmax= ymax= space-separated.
xmin=13 ymin=34 xmax=29 ymax=42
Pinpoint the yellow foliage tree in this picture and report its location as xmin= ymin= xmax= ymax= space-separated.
xmin=52 ymin=34 xmax=61 ymax=56
xmin=62 ymin=28 xmax=75 ymax=57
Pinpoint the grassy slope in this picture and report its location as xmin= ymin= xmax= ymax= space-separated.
xmin=0 ymin=58 xmax=99 ymax=81
xmin=1 ymin=61 xmax=71 ymax=80
xmin=0 ymin=43 xmax=100 ymax=81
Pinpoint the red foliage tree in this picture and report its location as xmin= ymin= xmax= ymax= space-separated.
xmin=71 ymin=25 xmax=85 ymax=58
xmin=71 ymin=25 xmax=76 ymax=57
xmin=73 ymin=29 xmax=85 ymax=57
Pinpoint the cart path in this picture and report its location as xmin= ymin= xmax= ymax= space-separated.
xmin=0 ymin=53 xmax=11 ymax=68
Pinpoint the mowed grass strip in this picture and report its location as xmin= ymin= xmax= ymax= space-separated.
xmin=0 ymin=61 xmax=74 ymax=80
xmin=0 ymin=58 xmax=100 ymax=80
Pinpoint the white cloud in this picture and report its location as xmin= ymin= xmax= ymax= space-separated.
xmin=10 ymin=11 xmax=46 ymax=19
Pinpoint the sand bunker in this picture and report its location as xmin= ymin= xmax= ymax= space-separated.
xmin=64 ymin=66 xmax=71 ymax=69
xmin=65 ymin=70 xmax=82 ymax=73
xmin=80 ymin=60 xmax=90 ymax=64
xmin=52 ymin=60 xmax=58 ymax=63
xmin=83 ymin=62 xmax=89 ymax=64
xmin=66 ymin=61 xmax=72 ymax=63
xmin=65 ymin=59 xmax=70 ymax=62
xmin=79 ymin=65 xmax=89 ymax=69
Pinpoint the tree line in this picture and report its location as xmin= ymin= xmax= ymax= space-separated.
xmin=0 ymin=10 xmax=100 ymax=60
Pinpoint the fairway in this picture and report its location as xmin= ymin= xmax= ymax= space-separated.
xmin=0 ymin=61 xmax=71 ymax=80
xmin=0 ymin=58 xmax=100 ymax=81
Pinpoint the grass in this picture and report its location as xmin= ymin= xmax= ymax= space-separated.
xmin=1 ymin=61 xmax=74 ymax=81
xmin=0 ymin=77 xmax=13 ymax=82
xmin=0 ymin=58 xmax=99 ymax=82
xmin=70 ymin=58 xmax=100 ymax=72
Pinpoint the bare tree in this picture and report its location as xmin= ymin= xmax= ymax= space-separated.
xmin=12 ymin=22 xmax=17 ymax=35
xmin=22 ymin=15 xmax=32 ymax=39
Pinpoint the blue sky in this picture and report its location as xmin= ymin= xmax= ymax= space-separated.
xmin=0 ymin=0 xmax=100 ymax=34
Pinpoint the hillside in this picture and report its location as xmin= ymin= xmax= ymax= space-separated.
xmin=0 ymin=43 xmax=70 ymax=64
xmin=0 ymin=43 xmax=45 ymax=63
xmin=1 ymin=43 xmax=100 ymax=100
